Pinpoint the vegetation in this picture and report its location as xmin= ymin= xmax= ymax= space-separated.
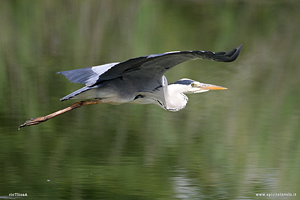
xmin=0 ymin=0 xmax=299 ymax=199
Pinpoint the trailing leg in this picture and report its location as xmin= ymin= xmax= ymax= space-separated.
xmin=18 ymin=100 xmax=102 ymax=129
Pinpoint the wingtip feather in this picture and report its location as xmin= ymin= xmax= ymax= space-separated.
xmin=216 ymin=44 xmax=243 ymax=62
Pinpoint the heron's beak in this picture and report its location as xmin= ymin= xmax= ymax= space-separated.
xmin=199 ymin=84 xmax=227 ymax=90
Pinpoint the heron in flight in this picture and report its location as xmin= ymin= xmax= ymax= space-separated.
xmin=19 ymin=45 xmax=242 ymax=129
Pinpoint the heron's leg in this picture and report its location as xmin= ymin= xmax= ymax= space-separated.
xmin=18 ymin=100 xmax=102 ymax=129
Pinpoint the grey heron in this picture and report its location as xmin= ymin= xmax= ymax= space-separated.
xmin=19 ymin=45 xmax=242 ymax=129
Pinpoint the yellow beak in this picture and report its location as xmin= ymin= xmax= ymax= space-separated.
xmin=200 ymin=84 xmax=227 ymax=90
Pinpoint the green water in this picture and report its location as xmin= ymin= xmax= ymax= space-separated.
xmin=0 ymin=1 xmax=299 ymax=199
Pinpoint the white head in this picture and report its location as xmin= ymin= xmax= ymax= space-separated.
xmin=170 ymin=78 xmax=227 ymax=94
xmin=160 ymin=78 xmax=227 ymax=111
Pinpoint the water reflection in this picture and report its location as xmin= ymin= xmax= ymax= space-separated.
xmin=172 ymin=168 xmax=202 ymax=199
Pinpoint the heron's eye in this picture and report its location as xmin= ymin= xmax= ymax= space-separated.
xmin=191 ymin=83 xmax=197 ymax=87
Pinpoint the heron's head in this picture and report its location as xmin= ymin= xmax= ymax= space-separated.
xmin=171 ymin=78 xmax=227 ymax=94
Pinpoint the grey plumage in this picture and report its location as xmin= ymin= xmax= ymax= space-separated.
xmin=58 ymin=45 xmax=242 ymax=111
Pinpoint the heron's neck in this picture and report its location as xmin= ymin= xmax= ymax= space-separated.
xmin=163 ymin=84 xmax=188 ymax=111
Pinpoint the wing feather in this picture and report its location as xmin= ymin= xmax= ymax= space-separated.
xmin=58 ymin=45 xmax=242 ymax=87
xmin=57 ymin=62 xmax=118 ymax=86
xmin=96 ymin=45 xmax=243 ymax=83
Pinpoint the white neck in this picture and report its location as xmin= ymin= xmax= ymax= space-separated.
xmin=134 ymin=76 xmax=189 ymax=111
xmin=163 ymin=84 xmax=188 ymax=111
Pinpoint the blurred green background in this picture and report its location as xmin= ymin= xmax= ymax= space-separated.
xmin=1 ymin=0 xmax=300 ymax=199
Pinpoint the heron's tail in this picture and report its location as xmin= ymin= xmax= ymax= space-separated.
xmin=60 ymin=86 xmax=91 ymax=101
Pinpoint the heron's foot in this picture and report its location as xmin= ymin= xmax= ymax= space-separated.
xmin=18 ymin=116 xmax=48 ymax=130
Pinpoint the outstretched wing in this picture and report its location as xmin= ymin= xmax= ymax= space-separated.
xmin=95 ymin=44 xmax=243 ymax=85
xmin=58 ymin=45 xmax=242 ymax=87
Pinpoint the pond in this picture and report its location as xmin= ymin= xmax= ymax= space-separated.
xmin=0 ymin=1 xmax=299 ymax=199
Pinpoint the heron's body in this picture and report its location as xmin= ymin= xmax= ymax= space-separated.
xmin=19 ymin=45 xmax=242 ymax=128
xmin=62 ymin=75 xmax=186 ymax=110
xmin=58 ymin=45 xmax=242 ymax=111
